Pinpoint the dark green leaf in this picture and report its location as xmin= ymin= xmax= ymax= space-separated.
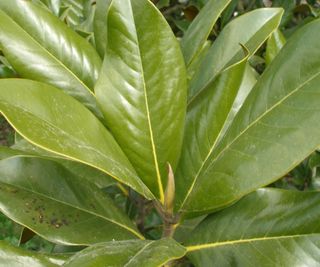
xmin=181 ymin=0 xmax=231 ymax=66
xmin=188 ymin=8 xmax=283 ymax=101
xmin=0 ymin=156 xmax=143 ymax=245
xmin=178 ymin=18 xmax=320 ymax=215
xmin=186 ymin=189 xmax=320 ymax=267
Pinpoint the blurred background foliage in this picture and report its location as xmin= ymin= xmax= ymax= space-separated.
xmin=1 ymin=0 xmax=320 ymax=253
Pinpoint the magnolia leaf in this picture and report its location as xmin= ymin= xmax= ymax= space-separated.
xmin=0 ymin=156 xmax=143 ymax=245
xmin=0 ymin=79 xmax=153 ymax=199
xmin=0 ymin=0 xmax=103 ymax=119
xmin=95 ymin=0 xmax=187 ymax=201
xmin=0 ymin=241 xmax=68 ymax=267
xmin=178 ymin=18 xmax=320 ymax=215
xmin=181 ymin=0 xmax=231 ymax=66
xmin=265 ymin=28 xmax=286 ymax=65
xmin=175 ymin=55 xmax=248 ymax=213
xmin=186 ymin=189 xmax=320 ymax=266
xmin=63 ymin=239 xmax=186 ymax=267
xmin=188 ymin=8 xmax=283 ymax=101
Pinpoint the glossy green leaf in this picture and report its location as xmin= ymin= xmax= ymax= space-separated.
xmin=0 ymin=241 xmax=68 ymax=267
xmin=0 ymin=145 xmax=115 ymax=189
xmin=188 ymin=8 xmax=283 ymax=101
xmin=265 ymin=29 xmax=286 ymax=65
xmin=180 ymin=0 xmax=231 ymax=66
xmin=186 ymin=189 xmax=320 ymax=267
xmin=63 ymin=238 xmax=186 ymax=267
xmin=0 ymin=0 xmax=103 ymax=119
xmin=0 ymin=156 xmax=143 ymax=245
xmin=95 ymin=0 xmax=187 ymax=201
xmin=218 ymin=63 xmax=259 ymax=142
xmin=94 ymin=0 xmax=112 ymax=57
xmin=179 ymin=18 xmax=320 ymax=215
xmin=175 ymin=56 xmax=248 ymax=213
xmin=0 ymin=79 xmax=153 ymax=199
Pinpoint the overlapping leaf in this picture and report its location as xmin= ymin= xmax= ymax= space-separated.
xmin=95 ymin=0 xmax=187 ymax=201
xmin=0 ymin=79 xmax=153 ymax=199
xmin=0 ymin=0 xmax=103 ymax=119
xmin=93 ymin=0 xmax=112 ymax=57
xmin=265 ymin=29 xmax=286 ymax=65
xmin=178 ymin=18 xmax=320 ymax=215
xmin=63 ymin=238 xmax=186 ymax=267
xmin=186 ymin=189 xmax=320 ymax=266
xmin=0 ymin=156 xmax=143 ymax=245
xmin=175 ymin=56 xmax=248 ymax=212
xmin=0 ymin=241 xmax=68 ymax=267
xmin=180 ymin=0 xmax=231 ymax=66
xmin=0 ymin=146 xmax=115 ymax=189
xmin=188 ymin=8 xmax=283 ymax=101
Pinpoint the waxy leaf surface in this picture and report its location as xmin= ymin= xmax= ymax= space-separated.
xmin=64 ymin=238 xmax=186 ymax=267
xmin=0 ymin=156 xmax=143 ymax=245
xmin=0 ymin=241 xmax=68 ymax=267
xmin=188 ymin=8 xmax=283 ymax=101
xmin=179 ymin=18 xmax=320 ymax=215
xmin=0 ymin=79 xmax=153 ymax=199
xmin=95 ymin=0 xmax=187 ymax=201
xmin=187 ymin=189 xmax=320 ymax=267
xmin=0 ymin=0 xmax=103 ymax=119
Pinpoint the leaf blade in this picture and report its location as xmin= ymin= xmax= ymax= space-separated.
xmin=63 ymin=239 xmax=186 ymax=267
xmin=0 ymin=0 xmax=103 ymax=119
xmin=186 ymin=189 xmax=320 ymax=266
xmin=95 ymin=0 xmax=187 ymax=200
xmin=188 ymin=8 xmax=283 ymax=101
xmin=0 ymin=79 xmax=153 ymax=199
xmin=0 ymin=156 xmax=143 ymax=245
xmin=180 ymin=18 xmax=320 ymax=215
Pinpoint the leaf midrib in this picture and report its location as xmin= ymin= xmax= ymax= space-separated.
xmin=128 ymin=0 xmax=164 ymax=202
xmin=181 ymin=69 xmax=320 ymax=212
xmin=186 ymin=233 xmax=319 ymax=252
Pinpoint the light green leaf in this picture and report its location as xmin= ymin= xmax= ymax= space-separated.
xmin=0 ymin=156 xmax=143 ymax=245
xmin=0 ymin=0 xmax=103 ymax=119
xmin=0 ymin=241 xmax=68 ymax=267
xmin=0 ymin=145 xmax=115 ymax=189
xmin=175 ymin=55 xmax=248 ymax=213
xmin=188 ymin=8 xmax=283 ymax=101
xmin=265 ymin=28 xmax=286 ymax=65
xmin=63 ymin=238 xmax=186 ymax=267
xmin=186 ymin=189 xmax=320 ymax=267
xmin=94 ymin=0 xmax=112 ymax=57
xmin=0 ymin=79 xmax=153 ymax=200
xmin=95 ymin=0 xmax=187 ymax=201
xmin=181 ymin=0 xmax=231 ymax=66
xmin=179 ymin=18 xmax=320 ymax=215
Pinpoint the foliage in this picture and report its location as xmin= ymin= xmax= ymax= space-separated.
xmin=0 ymin=0 xmax=320 ymax=266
